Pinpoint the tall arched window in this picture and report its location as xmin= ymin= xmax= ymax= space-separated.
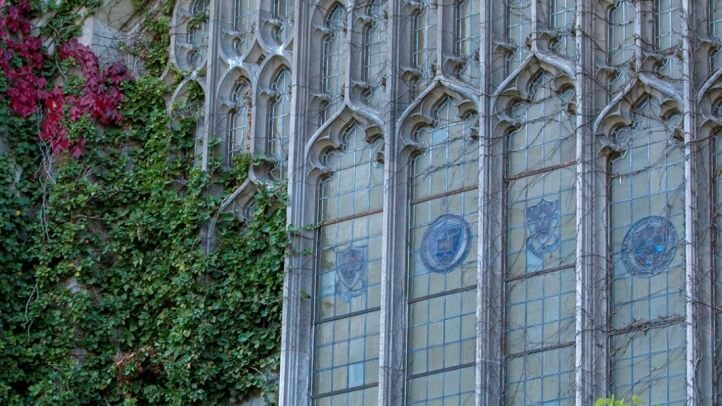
xmin=503 ymin=72 xmax=577 ymax=405
xmin=268 ymin=68 xmax=292 ymax=179
xmin=655 ymin=0 xmax=681 ymax=79
xmin=711 ymin=0 xmax=722 ymax=70
xmin=228 ymin=79 xmax=251 ymax=162
xmin=322 ymin=4 xmax=347 ymax=119
xmin=455 ymin=0 xmax=480 ymax=85
xmin=412 ymin=0 xmax=437 ymax=90
xmin=312 ymin=123 xmax=384 ymax=404
xmin=506 ymin=0 xmax=531 ymax=74
xmin=608 ymin=97 xmax=685 ymax=404
xmin=550 ymin=0 xmax=576 ymax=58
xmin=363 ymin=0 xmax=386 ymax=108
xmin=406 ymin=98 xmax=478 ymax=405
xmin=187 ymin=0 xmax=209 ymax=68
xmin=608 ymin=0 xmax=635 ymax=93
xmin=273 ymin=0 xmax=292 ymax=43
xmin=233 ymin=0 xmax=254 ymax=55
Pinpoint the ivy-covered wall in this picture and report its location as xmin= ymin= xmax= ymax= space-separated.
xmin=0 ymin=0 xmax=286 ymax=404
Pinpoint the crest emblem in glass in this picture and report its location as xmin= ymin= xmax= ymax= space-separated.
xmin=334 ymin=246 xmax=368 ymax=302
xmin=525 ymin=198 xmax=561 ymax=258
xmin=621 ymin=216 xmax=677 ymax=275
xmin=420 ymin=214 xmax=472 ymax=273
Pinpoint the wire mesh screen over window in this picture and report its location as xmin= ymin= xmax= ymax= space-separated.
xmin=503 ymin=72 xmax=576 ymax=405
xmin=455 ymin=0 xmax=480 ymax=85
xmin=406 ymin=98 xmax=478 ymax=405
xmin=322 ymin=4 xmax=347 ymax=119
xmin=268 ymin=68 xmax=292 ymax=179
xmin=312 ymin=124 xmax=384 ymax=405
xmin=362 ymin=0 xmax=386 ymax=109
xmin=609 ymin=97 xmax=686 ymax=405
xmin=228 ymin=79 xmax=251 ymax=161
xmin=411 ymin=0 xmax=437 ymax=90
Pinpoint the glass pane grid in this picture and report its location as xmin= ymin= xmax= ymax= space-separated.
xmin=412 ymin=0 xmax=437 ymax=87
xmin=711 ymin=0 xmax=722 ymax=70
xmin=363 ymin=1 xmax=386 ymax=108
xmin=313 ymin=123 xmax=384 ymax=402
xmin=503 ymin=71 xmax=577 ymax=405
xmin=233 ymin=0 xmax=255 ymax=55
xmin=406 ymin=100 xmax=478 ymax=405
xmin=272 ymin=0 xmax=293 ymax=42
xmin=323 ymin=5 xmax=347 ymax=119
xmin=228 ymin=81 xmax=251 ymax=160
xmin=609 ymin=98 xmax=686 ymax=404
xmin=313 ymin=312 xmax=380 ymax=399
xmin=268 ymin=69 xmax=292 ymax=178
xmin=505 ymin=269 xmax=576 ymax=354
xmin=506 ymin=0 xmax=531 ymax=74
xmin=611 ymin=324 xmax=686 ymax=405
xmin=456 ymin=0 xmax=480 ymax=84
xmin=505 ymin=345 xmax=575 ymax=406
xmin=407 ymin=365 xmax=475 ymax=405
xmin=608 ymin=0 xmax=635 ymax=93
xmin=550 ymin=0 xmax=576 ymax=58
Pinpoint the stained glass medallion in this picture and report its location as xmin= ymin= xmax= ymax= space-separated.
xmin=621 ymin=215 xmax=678 ymax=276
xmin=526 ymin=198 xmax=561 ymax=258
xmin=420 ymin=214 xmax=473 ymax=273
xmin=334 ymin=246 xmax=368 ymax=302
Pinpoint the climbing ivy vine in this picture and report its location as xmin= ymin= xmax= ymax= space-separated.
xmin=0 ymin=0 xmax=287 ymax=404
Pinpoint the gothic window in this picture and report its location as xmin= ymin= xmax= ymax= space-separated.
xmin=187 ymin=0 xmax=209 ymax=68
xmin=608 ymin=97 xmax=686 ymax=404
xmin=455 ymin=0 xmax=480 ymax=84
xmin=550 ymin=0 xmax=576 ymax=58
xmin=503 ymin=72 xmax=576 ymax=405
xmin=712 ymin=0 xmax=722 ymax=70
xmin=406 ymin=98 xmax=477 ymax=405
xmin=506 ymin=0 xmax=531 ymax=74
xmin=228 ymin=79 xmax=251 ymax=162
xmin=608 ymin=0 xmax=635 ymax=92
xmin=362 ymin=0 xmax=386 ymax=109
xmin=312 ymin=123 xmax=384 ymax=405
xmin=268 ymin=68 xmax=292 ymax=178
xmin=233 ymin=0 xmax=254 ymax=55
xmin=412 ymin=0 xmax=437 ymax=88
xmin=322 ymin=4 xmax=347 ymax=119
xmin=654 ymin=0 xmax=681 ymax=78
xmin=273 ymin=0 xmax=293 ymax=43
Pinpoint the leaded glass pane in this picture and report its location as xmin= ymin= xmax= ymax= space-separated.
xmin=503 ymin=71 xmax=576 ymax=405
xmin=273 ymin=0 xmax=293 ymax=43
xmin=323 ymin=4 xmax=347 ymax=119
xmin=363 ymin=0 xmax=386 ymax=109
xmin=228 ymin=79 xmax=251 ymax=161
xmin=412 ymin=0 xmax=437 ymax=90
xmin=233 ymin=0 xmax=254 ymax=55
xmin=505 ymin=345 xmax=575 ymax=405
xmin=655 ymin=0 xmax=682 ymax=79
xmin=313 ymin=124 xmax=383 ymax=403
xmin=507 ymin=0 xmax=531 ymax=74
xmin=550 ymin=0 xmax=576 ymax=58
xmin=268 ymin=68 xmax=292 ymax=179
xmin=406 ymin=99 xmax=478 ymax=404
xmin=711 ymin=0 xmax=722 ymax=70
xmin=456 ymin=0 xmax=480 ymax=85
xmin=186 ymin=0 xmax=209 ymax=68
xmin=608 ymin=0 xmax=635 ymax=93
xmin=609 ymin=97 xmax=686 ymax=405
